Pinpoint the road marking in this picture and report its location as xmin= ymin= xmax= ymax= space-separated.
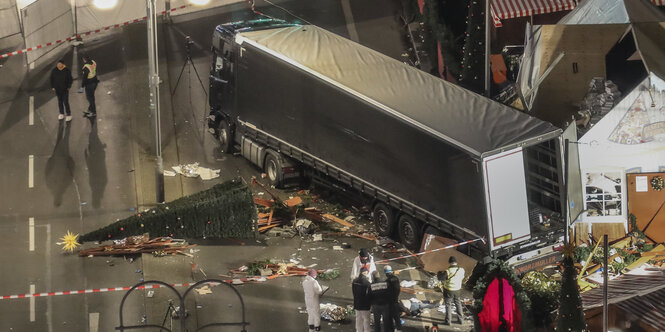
xmin=28 ymin=155 xmax=34 ymax=188
xmin=29 ymin=96 xmax=34 ymax=125
xmin=340 ymin=0 xmax=360 ymax=42
xmin=29 ymin=218 xmax=35 ymax=251
xmin=29 ymin=284 xmax=35 ymax=322
xmin=89 ymin=312 xmax=99 ymax=332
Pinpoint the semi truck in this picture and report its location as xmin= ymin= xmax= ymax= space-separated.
xmin=207 ymin=19 xmax=569 ymax=261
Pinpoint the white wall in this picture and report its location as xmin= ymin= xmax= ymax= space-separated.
xmin=578 ymin=73 xmax=665 ymax=222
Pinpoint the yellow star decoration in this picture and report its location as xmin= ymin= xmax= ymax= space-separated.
xmin=57 ymin=231 xmax=80 ymax=252
xmin=562 ymin=242 xmax=576 ymax=259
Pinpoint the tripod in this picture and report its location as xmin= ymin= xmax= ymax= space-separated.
xmin=170 ymin=36 xmax=210 ymax=143
xmin=171 ymin=36 xmax=208 ymax=99
xmin=161 ymin=299 xmax=189 ymax=329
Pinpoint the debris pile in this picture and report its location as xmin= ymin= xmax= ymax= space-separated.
xmin=576 ymin=77 xmax=621 ymax=133
xmin=319 ymin=303 xmax=350 ymax=322
xmin=79 ymin=236 xmax=195 ymax=257
xmin=231 ymin=259 xmax=339 ymax=280
xmin=166 ymin=162 xmax=221 ymax=180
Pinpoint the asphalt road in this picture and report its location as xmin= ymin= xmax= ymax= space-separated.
xmin=0 ymin=1 xmax=422 ymax=331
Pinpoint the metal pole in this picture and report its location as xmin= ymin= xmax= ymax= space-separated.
xmin=603 ymin=234 xmax=608 ymax=332
xmin=563 ymin=138 xmax=570 ymax=244
xmin=146 ymin=0 xmax=165 ymax=203
xmin=484 ymin=0 xmax=491 ymax=97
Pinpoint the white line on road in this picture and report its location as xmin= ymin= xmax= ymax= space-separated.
xmin=340 ymin=0 xmax=360 ymax=42
xmin=89 ymin=312 xmax=99 ymax=332
xmin=29 ymin=284 xmax=35 ymax=322
xmin=29 ymin=96 xmax=34 ymax=125
xmin=28 ymin=155 xmax=34 ymax=188
xmin=29 ymin=217 xmax=35 ymax=251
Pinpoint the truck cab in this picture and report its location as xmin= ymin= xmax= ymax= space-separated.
xmin=208 ymin=19 xmax=298 ymax=152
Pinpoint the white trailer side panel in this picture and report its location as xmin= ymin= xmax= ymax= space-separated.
xmin=483 ymin=147 xmax=531 ymax=250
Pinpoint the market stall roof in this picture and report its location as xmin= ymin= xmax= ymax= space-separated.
xmin=235 ymin=25 xmax=561 ymax=158
xmin=491 ymin=0 xmax=576 ymax=25
xmin=559 ymin=0 xmax=665 ymax=24
xmin=582 ymin=266 xmax=665 ymax=304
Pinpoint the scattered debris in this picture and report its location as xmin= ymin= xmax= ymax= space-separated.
xmin=195 ymin=285 xmax=213 ymax=295
xmin=171 ymin=163 xmax=220 ymax=180
xmin=400 ymin=280 xmax=418 ymax=288
xmin=319 ymin=303 xmax=350 ymax=322
xmin=79 ymin=236 xmax=195 ymax=257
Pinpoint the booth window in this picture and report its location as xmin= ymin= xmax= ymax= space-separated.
xmin=584 ymin=172 xmax=622 ymax=217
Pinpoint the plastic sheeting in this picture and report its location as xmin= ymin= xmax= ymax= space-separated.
xmin=236 ymin=25 xmax=560 ymax=157
xmin=516 ymin=23 xmax=542 ymax=112
xmin=22 ymin=0 xmax=73 ymax=64
xmin=559 ymin=0 xmax=665 ymax=25
xmin=168 ymin=0 xmax=241 ymax=17
xmin=0 ymin=0 xmax=20 ymax=39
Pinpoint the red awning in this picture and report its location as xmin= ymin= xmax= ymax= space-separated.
xmin=491 ymin=0 xmax=577 ymax=20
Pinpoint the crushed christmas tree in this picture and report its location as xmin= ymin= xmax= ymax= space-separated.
xmin=80 ymin=179 xmax=256 ymax=242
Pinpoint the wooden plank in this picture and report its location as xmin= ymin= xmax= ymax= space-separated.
xmin=284 ymin=196 xmax=303 ymax=207
xmin=321 ymin=214 xmax=353 ymax=227
xmin=254 ymin=197 xmax=274 ymax=207
xmin=591 ymin=223 xmax=626 ymax=243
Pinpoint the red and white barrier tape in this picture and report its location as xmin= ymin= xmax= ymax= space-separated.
xmin=0 ymin=5 xmax=189 ymax=59
xmin=0 ymin=277 xmax=266 ymax=301
xmin=375 ymin=237 xmax=486 ymax=264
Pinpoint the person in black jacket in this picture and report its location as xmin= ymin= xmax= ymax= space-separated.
xmin=50 ymin=60 xmax=73 ymax=121
xmin=384 ymin=265 xmax=403 ymax=330
xmin=352 ymin=267 xmax=371 ymax=332
xmin=370 ymin=271 xmax=393 ymax=332
xmin=80 ymin=54 xmax=99 ymax=117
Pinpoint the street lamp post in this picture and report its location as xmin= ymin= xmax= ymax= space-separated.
xmin=146 ymin=0 xmax=165 ymax=203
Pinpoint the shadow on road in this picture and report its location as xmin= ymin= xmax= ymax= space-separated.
xmin=45 ymin=120 xmax=75 ymax=207
xmin=85 ymin=119 xmax=107 ymax=208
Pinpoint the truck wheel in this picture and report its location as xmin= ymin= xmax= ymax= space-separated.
xmin=373 ymin=203 xmax=395 ymax=237
xmin=218 ymin=120 xmax=232 ymax=153
xmin=398 ymin=215 xmax=422 ymax=251
xmin=264 ymin=153 xmax=283 ymax=187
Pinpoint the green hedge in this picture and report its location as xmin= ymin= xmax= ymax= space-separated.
xmin=81 ymin=179 xmax=257 ymax=242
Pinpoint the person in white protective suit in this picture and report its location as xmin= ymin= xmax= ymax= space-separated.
xmin=350 ymin=248 xmax=377 ymax=282
xmin=303 ymin=269 xmax=323 ymax=331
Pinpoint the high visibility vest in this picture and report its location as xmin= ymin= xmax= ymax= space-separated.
xmin=83 ymin=60 xmax=97 ymax=79
xmin=444 ymin=266 xmax=464 ymax=291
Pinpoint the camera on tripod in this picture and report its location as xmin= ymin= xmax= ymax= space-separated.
xmin=184 ymin=36 xmax=194 ymax=52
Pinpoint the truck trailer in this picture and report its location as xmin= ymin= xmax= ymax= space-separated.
xmin=207 ymin=19 xmax=568 ymax=260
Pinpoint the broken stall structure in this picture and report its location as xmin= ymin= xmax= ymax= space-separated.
xmin=582 ymin=267 xmax=665 ymax=332
xmin=515 ymin=0 xmax=665 ymax=244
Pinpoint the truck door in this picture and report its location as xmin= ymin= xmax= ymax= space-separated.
xmin=209 ymin=38 xmax=235 ymax=114
xmin=482 ymin=147 xmax=532 ymax=250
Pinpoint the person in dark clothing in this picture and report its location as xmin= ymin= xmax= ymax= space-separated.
xmin=384 ymin=265 xmax=403 ymax=330
xmin=50 ymin=60 xmax=73 ymax=121
xmin=352 ymin=267 xmax=371 ymax=332
xmin=80 ymin=54 xmax=99 ymax=117
xmin=370 ymin=271 xmax=393 ymax=332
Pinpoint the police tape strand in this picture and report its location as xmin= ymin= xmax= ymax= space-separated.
xmin=0 ymin=277 xmax=267 ymax=300
xmin=0 ymin=5 xmax=191 ymax=59
xmin=1 ymin=238 xmax=485 ymax=300
xmin=375 ymin=237 xmax=486 ymax=264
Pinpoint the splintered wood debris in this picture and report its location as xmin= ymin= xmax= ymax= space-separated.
xmin=79 ymin=236 xmax=196 ymax=257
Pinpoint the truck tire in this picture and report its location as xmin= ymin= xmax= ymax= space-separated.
xmin=264 ymin=153 xmax=283 ymax=187
xmin=398 ymin=214 xmax=422 ymax=251
xmin=373 ymin=203 xmax=395 ymax=237
xmin=218 ymin=120 xmax=232 ymax=153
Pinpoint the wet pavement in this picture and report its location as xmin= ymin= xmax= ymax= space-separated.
xmin=0 ymin=1 xmax=472 ymax=331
